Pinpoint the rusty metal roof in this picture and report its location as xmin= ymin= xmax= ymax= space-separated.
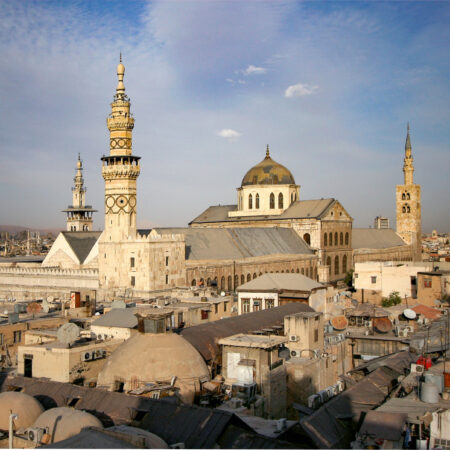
xmin=180 ymin=303 xmax=314 ymax=362
xmin=358 ymin=410 xmax=408 ymax=442
xmin=0 ymin=376 xmax=252 ymax=448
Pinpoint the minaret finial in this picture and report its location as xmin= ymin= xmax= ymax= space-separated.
xmin=116 ymin=54 xmax=125 ymax=97
xmin=266 ymin=144 xmax=270 ymax=158
xmin=405 ymin=121 xmax=411 ymax=150
xmin=120 ymin=52 xmax=122 ymax=63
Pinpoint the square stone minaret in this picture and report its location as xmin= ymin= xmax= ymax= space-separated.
xmin=396 ymin=124 xmax=422 ymax=260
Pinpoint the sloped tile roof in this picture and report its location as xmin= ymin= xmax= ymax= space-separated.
xmin=62 ymin=231 xmax=101 ymax=264
xmin=352 ymin=228 xmax=406 ymax=249
xmin=237 ymin=273 xmax=323 ymax=292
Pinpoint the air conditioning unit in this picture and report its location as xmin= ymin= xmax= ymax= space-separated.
xmin=405 ymin=326 xmax=414 ymax=333
xmin=410 ymin=363 xmax=424 ymax=374
xmin=321 ymin=352 xmax=329 ymax=359
xmin=25 ymin=427 xmax=47 ymax=444
xmin=336 ymin=380 xmax=345 ymax=393
xmin=94 ymin=349 xmax=106 ymax=359
xmin=364 ymin=320 xmax=372 ymax=327
xmin=401 ymin=328 xmax=409 ymax=338
xmin=326 ymin=386 xmax=335 ymax=399
xmin=290 ymin=350 xmax=299 ymax=357
xmin=289 ymin=335 xmax=298 ymax=342
xmin=81 ymin=351 xmax=93 ymax=361
xmin=307 ymin=394 xmax=321 ymax=409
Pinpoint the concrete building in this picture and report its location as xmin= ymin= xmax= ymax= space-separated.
xmin=374 ymin=216 xmax=389 ymax=229
xmin=353 ymin=261 xmax=450 ymax=304
xmin=236 ymin=272 xmax=327 ymax=314
xmin=417 ymin=270 xmax=450 ymax=306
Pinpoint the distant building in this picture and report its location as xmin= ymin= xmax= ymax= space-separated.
xmin=374 ymin=216 xmax=389 ymax=229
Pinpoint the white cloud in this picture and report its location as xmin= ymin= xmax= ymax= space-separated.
xmin=284 ymin=83 xmax=319 ymax=98
xmin=244 ymin=65 xmax=267 ymax=75
xmin=217 ymin=129 xmax=242 ymax=139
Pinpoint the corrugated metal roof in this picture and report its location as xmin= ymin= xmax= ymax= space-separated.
xmin=148 ymin=227 xmax=313 ymax=260
xmin=181 ymin=303 xmax=314 ymax=362
xmin=352 ymin=228 xmax=406 ymax=249
xmin=189 ymin=199 xmax=336 ymax=224
xmin=92 ymin=308 xmax=138 ymax=329
xmin=237 ymin=273 xmax=323 ymax=292
xmin=348 ymin=350 xmax=415 ymax=375
xmin=0 ymin=376 xmax=252 ymax=449
xmin=358 ymin=410 xmax=408 ymax=441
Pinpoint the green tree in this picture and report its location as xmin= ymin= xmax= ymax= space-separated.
xmin=381 ymin=291 xmax=402 ymax=308
xmin=344 ymin=269 xmax=354 ymax=287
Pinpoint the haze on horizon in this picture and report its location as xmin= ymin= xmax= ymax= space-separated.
xmin=0 ymin=0 xmax=449 ymax=233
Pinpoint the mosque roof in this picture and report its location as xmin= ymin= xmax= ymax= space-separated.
xmin=241 ymin=146 xmax=296 ymax=186
xmin=189 ymin=198 xmax=336 ymax=225
xmin=61 ymin=231 xmax=102 ymax=263
xmin=352 ymin=228 xmax=406 ymax=249
xmin=151 ymin=227 xmax=314 ymax=260
xmin=237 ymin=273 xmax=324 ymax=292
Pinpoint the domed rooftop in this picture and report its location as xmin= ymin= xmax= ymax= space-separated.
xmin=0 ymin=392 xmax=44 ymax=431
xmin=241 ymin=145 xmax=296 ymax=187
xmin=33 ymin=407 xmax=103 ymax=443
xmin=97 ymin=332 xmax=210 ymax=403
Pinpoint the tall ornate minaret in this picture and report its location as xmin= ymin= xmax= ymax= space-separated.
xmin=63 ymin=154 xmax=96 ymax=231
xmin=101 ymin=56 xmax=140 ymax=241
xmin=396 ymin=123 xmax=422 ymax=260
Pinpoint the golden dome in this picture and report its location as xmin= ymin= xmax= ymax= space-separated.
xmin=241 ymin=145 xmax=296 ymax=186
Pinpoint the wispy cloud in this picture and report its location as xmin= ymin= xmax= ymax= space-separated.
xmin=217 ymin=129 xmax=242 ymax=139
xmin=284 ymin=83 xmax=319 ymax=98
xmin=244 ymin=64 xmax=267 ymax=75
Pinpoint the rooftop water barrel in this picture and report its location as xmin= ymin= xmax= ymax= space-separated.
xmin=420 ymin=381 xmax=439 ymax=403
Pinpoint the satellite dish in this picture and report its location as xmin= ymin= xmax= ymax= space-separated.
xmin=57 ymin=323 xmax=80 ymax=345
xmin=331 ymin=315 xmax=348 ymax=331
xmin=47 ymin=296 xmax=54 ymax=303
xmin=220 ymin=291 xmax=226 ymax=297
xmin=404 ymin=308 xmax=417 ymax=320
xmin=95 ymin=312 xmax=100 ymax=316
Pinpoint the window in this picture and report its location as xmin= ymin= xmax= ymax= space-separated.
xmin=324 ymin=233 xmax=328 ymax=246
xmin=224 ymin=302 xmax=228 ymax=312
xmin=242 ymin=299 xmax=250 ymax=313
xmin=424 ymin=278 xmax=432 ymax=288
xmin=402 ymin=206 xmax=406 ymax=213
xmin=371 ymin=276 xmax=377 ymax=284
xmin=326 ymin=256 xmax=331 ymax=267
xmin=247 ymin=273 xmax=251 ymax=282
xmin=329 ymin=232 xmax=333 ymax=246
xmin=191 ymin=279 xmax=196 ymax=286
xmin=130 ymin=257 xmax=135 ymax=268
xmin=207 ymin=277 xmax=211 ymax=286
xmin=215 ymin=304 xmax=218 ymax=314
xmin=270 ymin=193 xmax=275 ymax=209
xmin=314 ymin=329 xmax=319 ymax=342
xmin=165 ymin=274 xmax=169 ymax=285
xmin=334 ymin=232 xmax=338 ymax=246
xmin=342 ymin=255 xmax=347 ymax=274
xmin=131 ymin=276 xmax=135 ymax=287
xmin=241 ymin=274 xmax=245 ymax=284
xmin=301 ymin=268 xmax=304 ymax=275
xmin=305 ymin=268 xmax=309 ymax=277
xmin=234 ymin=275 xmax=239 ymax=288
xmin=253 ymin=273 xmax=257 ymax=279
xmin=303 ymin=233 xmax=311 ymax=245
xmin=278 ymin=193 xmax=283 ymax=209
xmin=201 ymin=310 xmax=209 ymax=320
xmin=165 ymin=256 xmax=169 ymax=266
xmin=407 ymin=193 xmax=410 ymax=200
xmin=255 ymin=193 xmax=260 ymax=209
xmin=334 ymin=256 xmax=339 ymax=275
xmin=340 ymin=232 xmax=343 ymax=245
xmin=248 ymin=194 xmax=253 ymax=209
xmin=253 ymin=300 xmax=261 ymax=311
xmin=345 ymin=232 xmax=349 ymax=246
xmin=266 ymin=299 xmax=275 ymax=309
xmin=402 ymin=193 xmax=406 ymax=200
xmin=354 ymin=273 xmax=358 ymax=278
xmin=14 ymin=330 xmax=22 ymax=343
xmin=220 ymin=276 xmax=225 ymax=290
xmin=227 ymin=275 xmax=232 ymax=291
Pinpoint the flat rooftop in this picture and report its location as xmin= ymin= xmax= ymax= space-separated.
xmin=218 ymin=333 xmax=287 ymax=349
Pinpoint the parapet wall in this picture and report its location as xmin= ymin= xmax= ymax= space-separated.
xmin=0 ymin=265 xmax=99 ymax=300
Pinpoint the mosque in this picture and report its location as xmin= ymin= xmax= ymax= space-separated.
xmin=0 ymin=59 xmax=420 ymax=301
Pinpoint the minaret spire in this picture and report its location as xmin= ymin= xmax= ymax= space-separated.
xmin=115 ymin=55 xmax=126 ymax=99
xmin=403 ymin=122 xmax=414 ymax=185
xmin=266 ymin=144 xmax=270 ymax=159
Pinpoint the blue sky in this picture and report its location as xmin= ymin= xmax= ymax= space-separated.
xmin=0 ymin=0 xmax=448 ymax=232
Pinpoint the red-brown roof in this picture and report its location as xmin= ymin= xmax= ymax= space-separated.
xmin=412 ymin=304 xmax=442 ymax=320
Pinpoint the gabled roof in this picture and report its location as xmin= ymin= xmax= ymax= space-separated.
xmin=352 ymin=228 xmax=406 ymax=249
xmin=150 ymin=227 xmax=313 ymax=260
xmin=181 ymin=303 xmax=314 ymax=362
xmin=237 ymin=273 xmax=323 ymax=292
xmin=62 ymin=231 xmax=102 ymax=264
xmin=189 ymin=199 xmax=337 ymax=224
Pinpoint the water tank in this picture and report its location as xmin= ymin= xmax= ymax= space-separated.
xmin=424 ymin=373 xmax=444 ymax=393
xmin=420 ymin=381 xmax=439 ymax=403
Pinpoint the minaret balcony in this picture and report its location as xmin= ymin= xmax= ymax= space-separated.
xmin=102 ymin=164 xmax=140 ymax=181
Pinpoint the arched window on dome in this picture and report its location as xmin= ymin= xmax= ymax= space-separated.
xmin=270 ymin=193 xmax=275 ymax=209
xmin=324 ymin=233 xmax=328 ymax=246
xmin=248 ymin=194 xmax=253 ymax=210
xmin=255 ymin=193 xmax=260 ymax=209
xmin=278 ymin=193 xmax=283 ymax=209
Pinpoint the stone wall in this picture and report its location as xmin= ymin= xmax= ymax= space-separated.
xmin=353 ymin=245 xmax=413 ymax=263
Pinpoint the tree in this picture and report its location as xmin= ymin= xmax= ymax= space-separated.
xmin=381 ymin=291 xmax=402 ymax=308
xmin=344 ymin=269 xmax=354 ymax=287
